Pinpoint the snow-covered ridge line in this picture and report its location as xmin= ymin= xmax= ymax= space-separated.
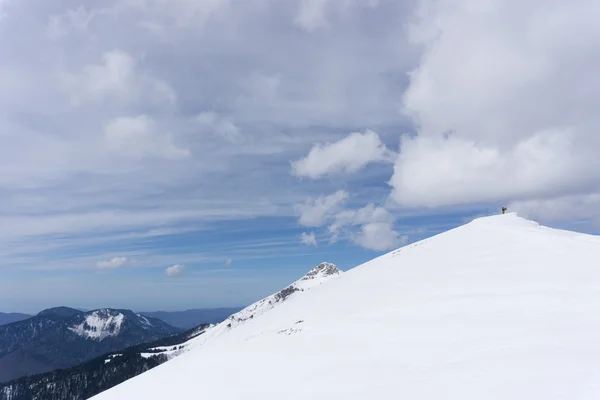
xmin=221 ymin=261 xmax=342 ymax=329
xmin=151 ymin=262 xmax=342 ymax=357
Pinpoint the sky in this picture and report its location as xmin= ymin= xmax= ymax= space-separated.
xmin=1 ymin=0 xmax=599 ymax=314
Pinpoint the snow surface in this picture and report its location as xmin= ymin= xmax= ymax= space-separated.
xmin=68 ymin=311 xmax=125 ymax=340
xmin=93 ymin=214 xmax=600 ymax=399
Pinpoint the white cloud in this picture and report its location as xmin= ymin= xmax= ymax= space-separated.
xmin=296 ymin=190 xmax=348 ymax=227
xmin=300 ymin=231 xmax=318 ymax=247
xmin=351 ymin=221 xmax=406 ymax=251
xmin=328 ymin=204 xmax=404 ymax=250
xmin=66 ymin=50 xmax=136 ymax=103
xmin=509 ymin=194 xmax=600 ymax=227
xmin=295 ymin=191 xmax=404 ymax=250
xmin=292 ymin=130 xmax=393 ymax=179
xmin=389 ymin=130 xmax=582 ymax=207
xmin=104 ymin=115 xmax=190 ymax=160
xmin=95 ymin=256 xmax=128 ymax=270
xmin=197 ymin=112 xmax=242 ymax=144
xmin=0 ymin=0 xmax=419 ymax=276
xmin=166 ymin=264 xmax=185 ymax=277
xmin=64 ymin=49 xmax=176 ymax=106
xmin=389 ymin=0 xmax=600 ymax=213
xmin=329 ymin=204 xmax=393 ymax=234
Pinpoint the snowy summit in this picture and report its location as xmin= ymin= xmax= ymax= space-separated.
xmin=93 ymin=214 xmax=600 ymax=399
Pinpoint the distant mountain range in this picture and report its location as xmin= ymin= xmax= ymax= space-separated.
xmin=139 ymin=307 xmax=243 ymax=329
xmin=0 ymin=313 xmax=31 ymax=327
xmin=0 ymin=308 xmax=244 ymax=330
xmin=0 ymin=307 xmax=182 ymax=382
xmin=0 ymin=324 xmax=211 ymax=400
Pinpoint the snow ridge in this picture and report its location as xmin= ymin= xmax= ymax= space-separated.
xmin=147 ymin=262 xmax=342 ymax=356
xmin=223 ymin=262 xmax=342 ymax=329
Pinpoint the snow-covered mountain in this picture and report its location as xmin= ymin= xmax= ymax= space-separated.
xmin=0 ymin=307 xmax=181 ymax=382
xmin=93 ymin=214 xmax=600 ymax=400
xmin=66 ymin=309 xmax=177 ymax=341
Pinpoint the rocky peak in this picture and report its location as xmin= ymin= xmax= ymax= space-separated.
xmin=301 ymin=262 xmax=341 ymax=281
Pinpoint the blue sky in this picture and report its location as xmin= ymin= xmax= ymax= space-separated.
xmin=1 ymin=0 xmax=599 ymax=314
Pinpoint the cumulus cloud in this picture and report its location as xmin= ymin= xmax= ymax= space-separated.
xmin=296 ymin=190 xmax=348 ymax=227
xmin=104 ymin=115 xmax=190 ymax=160
xmin=95 ymin=256 xmax=128 ymax=270
xmin=300 ymin=231 xmax=318 ymax=247
xmin=329 ymin=204 xmax=404 ymax=250
xmin=388 ymin=0 xmax=600 ymax=214
xmin=292 ymin=130 xmax=394 ymax=179
xmin=294 ymin=189 xmax=403 ymax=251
xmin=329 ymin=204 xmax=393 ymax=233
xmin=509 ymin=194 xmax=600 ymax=227
xmin=166 ymin=264 xmax=185 ymax=277
xmin=389 ymin=131 xmax=581 ymax=207
xmin=351 ymin=221 xmax=406 ymax=251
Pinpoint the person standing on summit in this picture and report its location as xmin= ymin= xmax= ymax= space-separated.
xmin=502 ymin=207 xmax=507 ymax=214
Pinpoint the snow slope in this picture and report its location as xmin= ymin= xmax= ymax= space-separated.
xmin=132 ymin=262 xmax=342 ymax=360
xmin=93 ymin=213 xmax=600 ymax=399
